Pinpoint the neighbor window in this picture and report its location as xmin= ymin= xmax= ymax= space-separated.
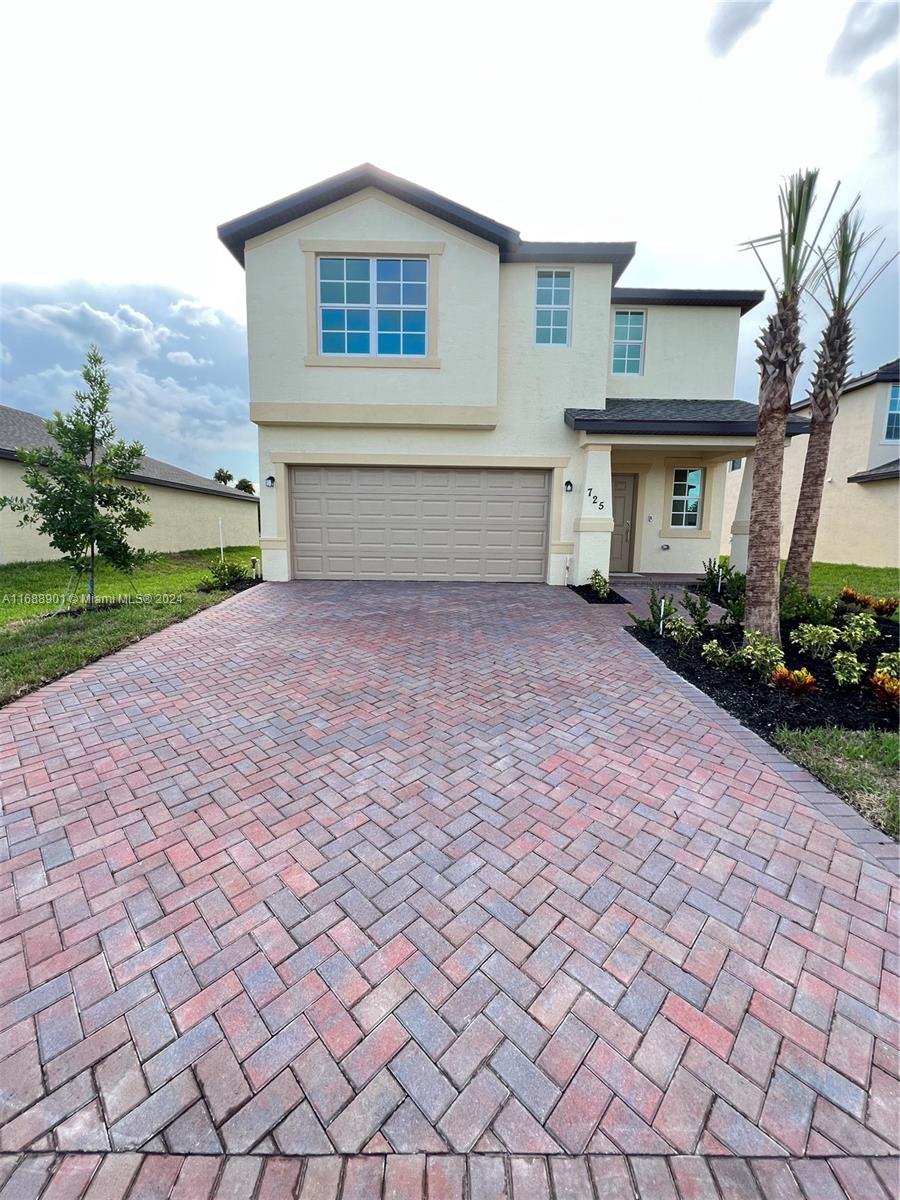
xmin=671 ymin=467 xmax=704 ymax=527
xmin=886 ymin=385 xmax=900 ymax=440
xmin=729 ymin=459 xmax=742 ymax=471
xmin=535 ymin=270 xmax=571 ymax=345
xmin=318 ymin=257 xmax=428 ymax=357
xmin=612 ymin=310 xmax=645 ymax=374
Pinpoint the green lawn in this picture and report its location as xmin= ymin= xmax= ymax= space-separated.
xmin=0 ymin=546 xmax=259 ymax=705
xmin=804 ymin=561 xmax=900 ymax=600
xmin=775 ymin=726 xmax=899 ymax=840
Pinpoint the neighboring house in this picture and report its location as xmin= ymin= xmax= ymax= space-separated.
xmin=218 ymin=163 xmax=803 ymax=585
xmin=0 ymin=404 xmax=259 ymax=563
xmin=722 ymin=358 xmax=899 ymax=569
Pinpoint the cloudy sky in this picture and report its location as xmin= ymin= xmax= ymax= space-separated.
xmin=1 ymin=0 xmax=897 ymax=485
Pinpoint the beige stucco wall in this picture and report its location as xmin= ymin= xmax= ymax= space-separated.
xmin=245 ymin=188 xmax=500 ymax=413
xmin=721 ymin=382 xmax=899 ymax=568
xmin=606 ymin=305 xmax=741 ymax=400
xmin=0 ymin=461 xmax=259 ymax=563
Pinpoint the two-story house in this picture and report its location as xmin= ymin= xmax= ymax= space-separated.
xmin=723 ymin=357 xmax=900 ymax=570
xmin=218 ymin=164 xmax=795 ymax=585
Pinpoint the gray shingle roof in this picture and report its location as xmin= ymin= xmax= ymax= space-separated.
xmin=611 ymin=287 xmax=764 ymax=315
xmin=847 ymin=458 xmax=900 ymax=484
xmin=565 ymin=397 xmax=810 ymax=436
xmin=0 ymin=405 xmax=258 ymax=502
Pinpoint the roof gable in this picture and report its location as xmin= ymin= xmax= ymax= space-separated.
xmin=217 ymin=164 xmax=636 ymax=279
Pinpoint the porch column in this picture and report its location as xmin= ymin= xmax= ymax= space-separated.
xmin=729 ymin=453 xmax=753 ymax=571
xmin=571 ymin=443 xmax=614 ymax=584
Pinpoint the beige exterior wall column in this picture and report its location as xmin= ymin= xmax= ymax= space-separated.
xmin=729 ymin=452 xmax=754 ymax=570
xmin=571 ymin=443 xmax=614 ymax=584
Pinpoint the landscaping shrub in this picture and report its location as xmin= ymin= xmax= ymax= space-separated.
xmin=781 ymin=581 xmax=836 ymax=624
xmin=841 ymin=611 xmax=880 ymax=651
xmin=681 ymin=589 xmax=711 ymax=633
xmin=198 ymin=557 xmax=252 ymax=592
xmin=629 ymin=585 xmax=676 ymax=634
xmin=790 ymin=623 xmax=841 ymax=659
xmin=700 ymin=639 xmax=731 ymax=668
xmin=841 ymin=587 xmax=899 ymax=616
xmin=665 ymin=615 xmax=699 ymax=647
xmin=733 ymin=631 xmax=785 ymax=679
xmin=876 ymin=651 xmax=900 ymax=677
xmin=772 ymin=665 xmax=817 ymax=693
xmin=831 ymin=651 xmax=865 ymax=687
xmin=871 ymin=671 xmax=900 ymax=706
xmin=588 ymin=569 xmax=610 ymax=600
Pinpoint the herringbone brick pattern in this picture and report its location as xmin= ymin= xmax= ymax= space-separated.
xmin=0 ymin=582 xmax=897 ymax=1179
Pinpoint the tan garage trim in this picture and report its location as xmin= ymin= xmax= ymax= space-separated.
xmin=251 ymin=403 xmax=498 ymax=428
xmin=290 ymin=465 xmax=550 ymax=582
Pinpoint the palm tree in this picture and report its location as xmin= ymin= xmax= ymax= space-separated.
xmin=235 ymin=478 xmax=256 ymax=495
xmin=783 ymin=208 xmax=895 ymax=592
xmin=742 ymin=170 xmax=836 ymax=643
xmin=213 ymin=467 xmax=234 ymax=486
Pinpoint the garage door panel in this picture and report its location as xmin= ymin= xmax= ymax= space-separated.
xmin=290 ymin=466 xmax=548 ymax=582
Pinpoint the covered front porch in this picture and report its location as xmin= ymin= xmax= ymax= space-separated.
xmin=563 ymin=399 xmax=809 ymax=584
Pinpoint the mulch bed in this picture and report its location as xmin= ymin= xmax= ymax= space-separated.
xmin=628 ymin=614 xmax=898 ymax=740
xmin=568 ymin=584 xmax=629 ymax=605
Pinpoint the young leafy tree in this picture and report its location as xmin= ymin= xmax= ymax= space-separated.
xmin=0 ymin=345 xmax=151 ymax=607
xmin=213 ymin=467 xmax=234 ymax=486
xmin=783 ymin=208 xmax=896 ymax=591
xmin=234 ymin=478 xmax=256 ymax=494
xmin=742 ymin=170 xmax=835 ymax=643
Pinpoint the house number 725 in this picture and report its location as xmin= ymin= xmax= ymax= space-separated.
xmin=586 ymin=488 xmax=606 ymax=511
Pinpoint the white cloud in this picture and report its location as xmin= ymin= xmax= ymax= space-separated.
xmin=166 ymin=350 xmax=212 ymax=367
xmin=4 ymin=301 xmax=178 ymax=363
xmin=170 ymin=299 xmax=221 ymax=327
xmin=0 ymin=344 xmax=10 ymax=365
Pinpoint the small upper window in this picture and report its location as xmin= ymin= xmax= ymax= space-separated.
xmin=671 ymin=467 xmax=703 ymax=528
xmin=319 ymin=256 xmax=428 ymax=357
xmin=885 ymin=385 xmax=900 ymax=441
xmin=729 ymin=459 xmax=742 ymax=471
xmin=612 ymin=310 xmax=645 ymax=374
xmin=535 ymin=270 xmax=571 ymax=346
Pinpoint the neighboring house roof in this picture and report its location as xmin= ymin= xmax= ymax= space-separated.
xmin=847 ymin=458 xmax=900 ymax=485
xmin=792 ymin=357 xmax=899 ymax=409
xmin=565 ymin=397 xmax=810 ymax=437
xmin=217 ymin=163 xmax=637 ymax=280
xmin=611 ymin=287 xmax=764 ymax=316
xmin=0 ymin=405 xmax=258 ymax=502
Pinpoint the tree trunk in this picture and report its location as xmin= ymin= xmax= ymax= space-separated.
xmin=783 ymin=416 xmax=834 ymax=591
xmin=744 ymin=375 xmax=790 ymax=642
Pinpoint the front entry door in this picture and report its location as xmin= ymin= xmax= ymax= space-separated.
xmin=610 ymin=474 xmax=636 ymax=572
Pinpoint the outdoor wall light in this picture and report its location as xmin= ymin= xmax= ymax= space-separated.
xmin=564 ymin=480 xmax=574 ymax=493
xmin=265 ymin=475 xmax=276 ymax=489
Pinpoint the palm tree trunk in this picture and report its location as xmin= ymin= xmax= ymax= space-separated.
xmin=744 ymin=290 xmax=803 ymax=644
xmin=745 ymin=375 xmax=790 ymax=642
xmin=783 ymin=307 xmax=851 ymax=593
xmin=783 ymin=417 xmax=833 ymax=591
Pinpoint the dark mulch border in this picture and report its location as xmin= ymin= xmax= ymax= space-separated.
xmin=568 ymin=584 xmax=629 ymax=605
xmin=628 ymin=621 xmax=897 ymax=740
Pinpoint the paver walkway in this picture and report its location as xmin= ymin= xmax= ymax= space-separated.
xmin=0 ymin=582 xmax=897 ymax=1200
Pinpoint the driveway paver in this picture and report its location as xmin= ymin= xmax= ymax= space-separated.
xmin=0 ymin=581 xmax=897 ymax=1195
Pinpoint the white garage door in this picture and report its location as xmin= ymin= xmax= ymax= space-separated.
xmin=290 ymin=466 xmax=549 ymax=582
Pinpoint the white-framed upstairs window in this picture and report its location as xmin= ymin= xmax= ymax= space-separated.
xmin=318 ymin=256 xmax=428 ymax=357
xmin=885 ymin=384 xmax=900 ymax=441
xmin=535 ymin=269 xmax=571 ymax=346
xmin=612 ymin=310 xmax=645 ymax=374
xmin=671 ymin=467 xmax=704 ymax=528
